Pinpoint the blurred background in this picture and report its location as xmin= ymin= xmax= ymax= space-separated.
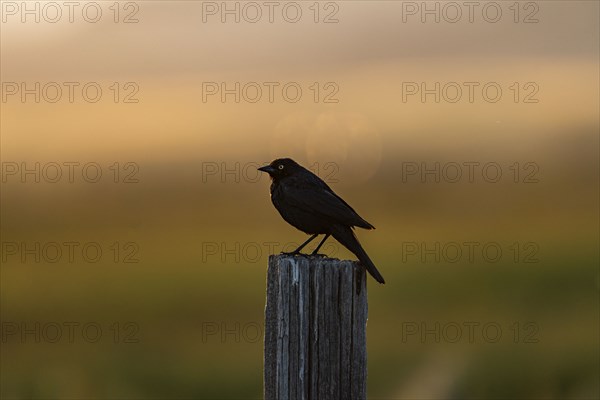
xmin=1 ymin=1 xmax=598 ymax=398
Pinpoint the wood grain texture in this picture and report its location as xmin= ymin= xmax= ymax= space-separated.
xmin=264 ymin=254 xmax=368 ymax=400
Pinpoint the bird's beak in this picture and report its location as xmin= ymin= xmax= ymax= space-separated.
xmin=258 ymin=165 xmax=276 ymax=174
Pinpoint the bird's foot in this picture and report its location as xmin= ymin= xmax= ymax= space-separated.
xmin=310 ymin=252 xmax=328 ymax=258
xmin=281 ymin=251 xmax=302 ymax=257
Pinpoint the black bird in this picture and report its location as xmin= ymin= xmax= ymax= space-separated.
xmin=258 ymin=158 xmax=385 ymax=284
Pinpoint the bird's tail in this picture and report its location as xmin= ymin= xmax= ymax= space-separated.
xmin=331 ymin=225 xmax=385 ymax=284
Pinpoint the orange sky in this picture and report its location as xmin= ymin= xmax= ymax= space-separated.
xmin=1 ymin=1 xmax=598 ymax=166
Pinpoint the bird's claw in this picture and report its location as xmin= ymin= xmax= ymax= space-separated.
xmin=281 ymin=251 xmax=301 ymax=257
xmin=280 ymin=251 xmax=328 ymax=259
xmin=310 ymin=253 xmax=328 ymax=258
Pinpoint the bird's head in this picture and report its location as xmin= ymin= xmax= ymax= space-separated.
xmin=258 ymin=158 xmax=301 ymax=180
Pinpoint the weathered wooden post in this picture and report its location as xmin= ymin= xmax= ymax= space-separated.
xmin=264 ymin=254 xmax=368 ymax=400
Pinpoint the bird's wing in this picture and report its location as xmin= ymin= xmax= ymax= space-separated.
xmin=283 ymin=181 xmax=374 ymax=229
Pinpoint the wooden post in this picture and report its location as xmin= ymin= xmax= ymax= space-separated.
xmin=264 ymin=254 xmax=368 ymax=400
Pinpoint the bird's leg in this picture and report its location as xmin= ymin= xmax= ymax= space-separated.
xmin=311 ymin=234 xmax=331 ymax=256
xmin=283 ymin=234 xmax=319 ymax=256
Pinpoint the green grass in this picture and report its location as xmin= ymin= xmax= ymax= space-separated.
xmin=1 ymin=248 xmax=598 ymax=399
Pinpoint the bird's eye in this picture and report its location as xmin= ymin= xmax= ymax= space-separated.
xmin=278 ymin=165 xmax=284 ymax=170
